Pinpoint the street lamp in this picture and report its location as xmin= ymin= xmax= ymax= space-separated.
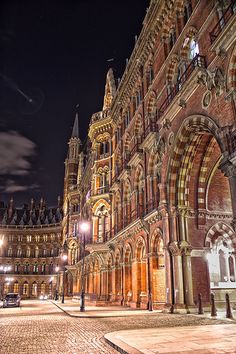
xmin=61 ymin=253 xmax=68 ymax=304
xmin=79 ymin=221 xmax=90 ymax=312
xmin=55 ymin=266 xmax=59 ymax=300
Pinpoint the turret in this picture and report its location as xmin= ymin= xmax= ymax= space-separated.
xmin=64 ymin=111 xmax=81 ymax=196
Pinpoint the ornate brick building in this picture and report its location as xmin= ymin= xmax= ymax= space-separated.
xmin=65 ymin=0 xmax=236 ymax=311
xmin=0 ymin=198 xmax=63 ymax=299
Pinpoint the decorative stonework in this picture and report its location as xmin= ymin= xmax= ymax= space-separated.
xmin=202 ymin=91 xmax=212 ymax=109
xmin=197 ymin=67 xmax=225 ymax=97
xmin=168 ymin=240 xmax=193 ymax=256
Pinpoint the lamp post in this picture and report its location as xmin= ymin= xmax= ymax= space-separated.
xmin=61 ymin=254 xmax=68 ymax=304
xmin=79 ymin=221 xmax=90 ymax=312
xmin=55 ymin=266 xmax=59 ymax=300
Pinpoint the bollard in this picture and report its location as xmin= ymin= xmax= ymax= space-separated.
xmin=198 ymin=293 xmax=204 ymax=314
xmin=210 ymin=293 xmax=217 ymax=317
xmin=225 ymin=293 xmax=233 ymax=319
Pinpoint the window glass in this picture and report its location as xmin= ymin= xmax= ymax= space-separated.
xmin=189 ymin=39 xmax=199 ymax=59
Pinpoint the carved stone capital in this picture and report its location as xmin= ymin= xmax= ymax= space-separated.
xmin=168 ymin=241 xmax=181 ymax=256
xmin=179 ymin=240 xmax=193 ymax=256
xmin=168 ymin=240 xmax=192 ymax=256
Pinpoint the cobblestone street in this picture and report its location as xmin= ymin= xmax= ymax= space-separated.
xmin=0 ymin=300 xmax=231 ymax=354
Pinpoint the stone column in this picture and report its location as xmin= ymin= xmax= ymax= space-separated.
xmin=168 ymin=242 xmax=184 ymax=309
xmin=220 ymin=161 xmax=236 ymax=229
xmin=180 ymin=241 xmax=194 ymax=307
xmin=160 ymin=205 xmax=173 ymax=309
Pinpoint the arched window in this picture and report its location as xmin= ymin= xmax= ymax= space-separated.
xmin=26 ymin=247 xmax=31 ymax=258
xmin=35 ymin=246 xmax=39 ymax=258
xmin=124 ymin=109 xmax=130 ymax=129
xmin=14 ymin=263 xmax=20 ymax=274
xmin=24 ymin=263 xmax=29 ymax=274
xmin=33 ymin=263 xmax=38 ymax=274
xmin=41 ymin=282 xmax=46 ymax=295
xmin=169 ymin=28 xmax=176 ymax=50
xmin=184 ymin=0 xmax=193 ymax=25
xmin=49 ymin=262 xmax=53 ymax=273
xmin=32 ymin=282 xmax=38 ymax=296
xmin=23 ymin=282 xmax=29 ymax=296
xmin=189 ymin=39 xmax=199 ymax=59
xmin=42 ymin=263 xmax=46 ymax=274
xmin=13 ymin=281 xmax=19 ymax=293
xmin=96 ymin=205 xmax=109 ymax=242
xmin=8 ymin=247 xmax=12 ymax=257
xmin=17 ymin=247 xmax=22 ymax=258
xmin=146 ymin=66 xmax=154 ymax=88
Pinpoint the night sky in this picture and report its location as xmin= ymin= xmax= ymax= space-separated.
xmin=0 ymin=0 xmax=148 ymax=207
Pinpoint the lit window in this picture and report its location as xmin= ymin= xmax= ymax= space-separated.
xmin=33 ymin=263 xmax=38 ymax=273
xmin=189 ymin=39 xmax=199 ymax=59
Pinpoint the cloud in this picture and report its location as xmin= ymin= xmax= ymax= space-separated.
xmin=1 ymin=179 xmax=39 ymax=193
xmin=0 ymin=131 xmax=36 ymax=176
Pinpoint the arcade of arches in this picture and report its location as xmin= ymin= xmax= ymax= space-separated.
xmin=63 ymin=1 xmax=236 ymax=312
xmin=67 ymin=115 xmax=236 ymax=311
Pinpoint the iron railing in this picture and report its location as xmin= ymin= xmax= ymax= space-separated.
xmin=210 ymin=0 xmax=236 ymax=44
xmin=92 ymin=185 xmax=110 ymax=196
xmin=158 ymin=54 xmax=206 ymax=118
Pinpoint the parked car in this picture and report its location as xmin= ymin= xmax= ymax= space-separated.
xmin=3 ymin=293 xmax=21 ymax=307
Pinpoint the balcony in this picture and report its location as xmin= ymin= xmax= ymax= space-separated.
xmin=141 ymin=121 xmax=159 ymax=150
xmin=210 ymin=1 xmax=236 ymax=44
xmin=128 ymin=142 xmax=143 ymax=167
xmin=92 ymin=185 xmax=110 ymax=197
xmin=158 ymin=54 xmax=206 ymax=121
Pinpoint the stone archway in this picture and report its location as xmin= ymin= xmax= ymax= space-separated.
xmin=205 ymin=222 xmax=236 ymax=302
xmin=150 ymin=229 xmax=166 ymax=306
xmin=167 ymin=115 xmax=233 ymax=309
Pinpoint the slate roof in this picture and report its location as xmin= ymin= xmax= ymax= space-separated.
xmin=0 ymin=204 xmax=63 ymax=226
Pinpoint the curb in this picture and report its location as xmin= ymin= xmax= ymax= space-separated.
xmin=50 ymin=301 xmax=159 ymax=319
xmin=104 ymin=332 xmax=142 ymax=354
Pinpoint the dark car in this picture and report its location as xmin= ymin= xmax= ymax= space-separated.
xmin=3 ymin=293 xmax=21 ymax=307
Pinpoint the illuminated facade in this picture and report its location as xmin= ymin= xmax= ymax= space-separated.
xmin=64 ymin=0 xmax=236 ymax=311
xmin=0 ymin=198 xmax=63 ymax=299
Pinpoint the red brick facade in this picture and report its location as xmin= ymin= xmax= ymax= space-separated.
xmin=64 ymin=0 xmax=236 ymax=311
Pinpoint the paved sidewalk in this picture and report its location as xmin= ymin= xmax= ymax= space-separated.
xmin=53 ymin=300 xmax=236 ymax=353
xmin=105 ymin=324 xmax=236 ymax=354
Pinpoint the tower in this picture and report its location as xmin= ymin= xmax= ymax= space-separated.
xmin=64 ymin=112 xmax=81 ymax=203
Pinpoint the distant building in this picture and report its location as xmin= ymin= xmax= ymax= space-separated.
xmin=63 ymin=0 xmax=236 ymax=311
xmin=0 ymin=198 xmax=63 ymax=299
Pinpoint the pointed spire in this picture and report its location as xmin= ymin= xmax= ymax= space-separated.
xmin=71 ymin=111 xmax=79 ymax=138
xmin=103 ymin=68 xmax=116 ymax=110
